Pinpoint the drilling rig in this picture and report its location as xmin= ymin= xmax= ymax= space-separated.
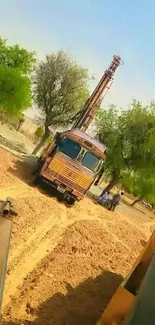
xmin=34 ymin=55 xmax=122 ymax=205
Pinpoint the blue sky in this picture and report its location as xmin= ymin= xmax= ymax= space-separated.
xmin=1 ymin=0 xmax=155 ymax=109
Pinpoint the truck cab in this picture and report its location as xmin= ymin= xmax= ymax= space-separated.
xmin=36 ymin=129 xmax=106 ymax=205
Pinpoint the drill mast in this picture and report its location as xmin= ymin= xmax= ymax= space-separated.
xmin=73 ymin=55 xmax=122 ymax=132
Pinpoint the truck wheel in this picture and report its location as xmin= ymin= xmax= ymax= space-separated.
xmin=66 ymin=197 xmax=76 ymax=207
xmin=33 ymin=173 xmax=40 ymax=185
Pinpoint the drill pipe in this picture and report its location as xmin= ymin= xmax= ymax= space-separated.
xmin=2 ymin=198 xmax=12 ymax=216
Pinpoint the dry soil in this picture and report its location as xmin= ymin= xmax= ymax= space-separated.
xmin=0 ymin=147 xmax=152 ymax=325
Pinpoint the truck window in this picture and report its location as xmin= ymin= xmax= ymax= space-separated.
xmin=82 ymin=152 xmax=99 ymax=171
xmin=58 ymin=138 xmax=81 ymax=159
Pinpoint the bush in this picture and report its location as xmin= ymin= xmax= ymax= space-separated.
xmin=34 ymin=125 xmax=44 ymax=140
xmin=46 ymin=135 xmax=53 ymax=144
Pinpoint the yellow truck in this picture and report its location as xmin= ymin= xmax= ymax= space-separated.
xmin=35 ymin=128 xmax=106 ymax=205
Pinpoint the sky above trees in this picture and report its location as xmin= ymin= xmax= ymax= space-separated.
xmin=1 ymin=0 xmax=155 ymax=110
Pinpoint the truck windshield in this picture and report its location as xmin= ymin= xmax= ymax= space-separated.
xmin=58 ymin=138 xmax=81 ymax=159
xmin=82 ymin=152 xmax=99 ymax=171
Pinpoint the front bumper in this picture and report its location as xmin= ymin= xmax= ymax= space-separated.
xmin=40 ymin=170 xmax=85 ymax=201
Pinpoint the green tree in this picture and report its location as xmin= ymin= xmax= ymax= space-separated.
xmin=0 ymin=37 xmax=36 ymax=73
xmin=32 ymin=51 xmax=89 ymax=154
xmin=0 ymin=65 xmax=31 ymax=115
xmin=121 ymin=170 xmax=155 ymax=207
xmin=0 ymin=37 xmax=36 ymax=116
xmin=96 ymin=100 xmax=155 ymax=194
xmin=119 ymin=100 xmax=155 ymax=171
xmin=96 ymin=105 xmax=124 ymax=192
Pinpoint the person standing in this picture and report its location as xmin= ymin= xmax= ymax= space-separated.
xmin=109 ymin=191 xmax=124 ymax=211
xmin=98 ymin=191 xmax=110 ymax=206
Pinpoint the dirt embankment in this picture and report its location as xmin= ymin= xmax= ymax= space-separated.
xmin=0 ymin=148 xmax=150 ymax=325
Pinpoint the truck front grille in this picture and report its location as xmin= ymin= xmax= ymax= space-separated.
xmin=48 ymin=157 xmax=92 ymax=190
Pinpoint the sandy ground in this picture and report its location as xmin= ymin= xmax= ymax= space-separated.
xmin=0 ymin=147 xmax=153 ymax=325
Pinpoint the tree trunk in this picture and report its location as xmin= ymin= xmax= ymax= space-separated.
xmin=131 ymin=196 xmax=142 ymax=206
xmin=33 ymin=137 xmax=39 ymax=144
xmin=16 ymin=120 xmax=23 ymax=131
xmin=32 ymin=128 xmax=49 ymax=155
xmin=100 ymin=173 xmax=120 ymax=196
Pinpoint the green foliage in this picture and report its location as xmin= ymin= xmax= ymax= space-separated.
xmin=0 ymin=37 xmax=36 ymax=116
xmin=121 ymin=171 xmax=155 ymax=206
xmin=34 ymin=125 xmax=44 ymax=139
xmin=33 ymin=51 xmax=89 ymax=128
xmin=17 ymin=112 xmax=25 ymax=122
xmin=32 ymin=50 xmax=89 ymax=154
xmin=0 ymin=65 xmax=31 ymax=116
xmin=96 ymin=105 xmax=124 ymax=177
xmin=96 ymin=100 xmax=155 ymax=194
xmin=119 ymin=100 xmax=155 ymax=171
xmin=46 ymin=135 xmax=53 ymax=144
xmin=97 ymin=100 xmax=155 ymax=174
xmin=0 ymin=37 xmax=36 ymax=74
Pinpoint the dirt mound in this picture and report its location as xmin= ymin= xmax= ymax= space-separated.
xmin=0 ymin=147 xmax=150 ymax=325
xmin=4 ymin=219 xmax=147 ymax=325
xmin=0 ymin=149 xmax=21 ymax=187
xmin=4 ymin=221 xmax=124 ymax=325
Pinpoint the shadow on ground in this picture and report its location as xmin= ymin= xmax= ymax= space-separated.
xmin=8 ymin=155 xmax=38 ymax=183
xmin=7 ymin=156 xmax=68 ymax=203
xmin=3 ymin=270 xmax=123 ymax=325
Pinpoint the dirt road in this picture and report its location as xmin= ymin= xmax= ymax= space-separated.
xmin=0 ymin=147 xmax=152 ymax=325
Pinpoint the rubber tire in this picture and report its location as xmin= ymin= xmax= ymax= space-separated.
xmin=66 ymin=197 xmax=76 ymax=207
xmin=33 ymin=173 xmax=40 ymax=185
